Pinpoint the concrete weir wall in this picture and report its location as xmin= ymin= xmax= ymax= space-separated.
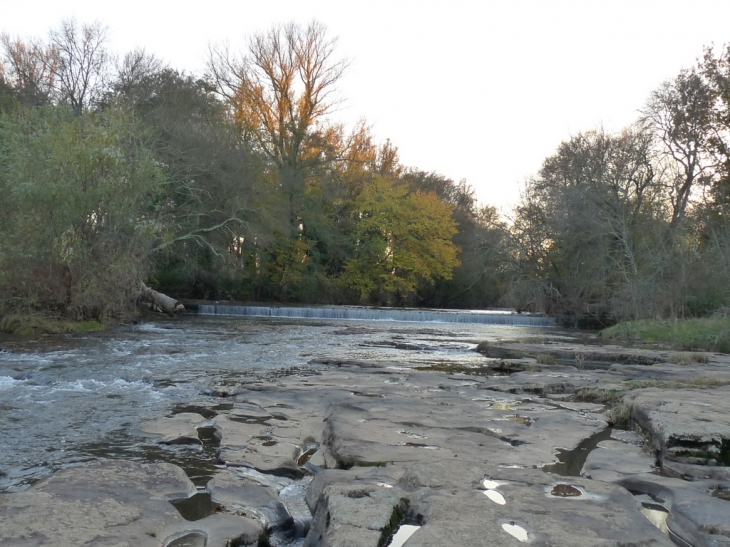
xmin=192 ymin=303 xmax=556 ymax=327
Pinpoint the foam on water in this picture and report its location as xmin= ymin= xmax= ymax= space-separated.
xmin=0 ymin=375 xmax=23 ymax=391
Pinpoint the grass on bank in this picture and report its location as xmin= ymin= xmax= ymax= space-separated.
xmin=601 ymin=317 xmax=730 ymax=353
xmin=0 ymin=314 xmax=107 ymax=335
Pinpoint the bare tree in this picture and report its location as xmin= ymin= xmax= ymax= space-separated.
xmin=116 ymin=47 xmax=165 ymax=92
xmin=49 ymin=19 xmax=112 ymax=115
xmin=208 ymin=21 xmax=349 ymax=243
xmin=208 ymin=22 xmax=348 ymax=182
xmin=641 ymin=70 xmax=716 ymax=230
xmin=0 ymin=33 xmax=56 ymax=106
xmin=508 ymin=128 xmax=665 ymax=319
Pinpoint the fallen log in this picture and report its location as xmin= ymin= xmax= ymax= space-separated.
xmin=138 ymin=283 xmax=185 ymax=317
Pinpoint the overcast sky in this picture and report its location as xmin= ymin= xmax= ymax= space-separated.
xmin=3 ymin=1 xmax=730 ymax=211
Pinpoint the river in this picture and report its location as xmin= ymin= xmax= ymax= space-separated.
xmin=0 ymin=313 xmax=568 ymax=493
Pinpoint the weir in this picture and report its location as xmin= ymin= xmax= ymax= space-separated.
xmin=192 ymin=304 xmax=555 ymax=327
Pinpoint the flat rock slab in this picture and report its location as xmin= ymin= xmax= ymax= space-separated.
xmin=478 ymin=341 xmax=671 ymax=365
xmin=582 ymin=439 xmax=657 ymax=481
xmin=207 ymin=471 xmax=292 ymax=529
xmin=610 ymin=363 xmax=730 ymax=385
xmin=626 ymin=386 xmax=730 ymax=466
xmin=304 ymin=482 xmax=403 ymax=547
xmin=10 ymin=339 xmax=730 ymax=547
xmin=0 ymin=459 xmax=260 ymax=547
xmin=138 ymin=412 xmax=207 ymax=445
xmin=404 ymin=466 xmax=674 ymax=547
xmin=614 ymin=473 xmax=730 ymax=547
xmin=479 ymin=369 xmax=625 ymax=396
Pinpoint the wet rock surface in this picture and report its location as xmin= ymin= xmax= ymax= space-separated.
xmin=3 ymin=333 xmax=730 ymax=546
xmin=0 ymin=460 xmax=262 ymax=547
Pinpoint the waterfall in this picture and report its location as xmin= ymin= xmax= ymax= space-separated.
xmin=192 ymin=304 xmax=555 ymax=327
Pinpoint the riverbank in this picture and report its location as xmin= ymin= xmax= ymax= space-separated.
xmin=601 ymin=316 xmax=730 ymax=353
xmin=2 ymin=333 xmax=728 ymax=546
xmin=0 ymin=313 xmax=107 ymax=335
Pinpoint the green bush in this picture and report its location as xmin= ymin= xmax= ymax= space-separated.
xmin=0 ymin=106 xmax=168 ymax=321
xmin=601 ymin=317 xmax=730 ymax=353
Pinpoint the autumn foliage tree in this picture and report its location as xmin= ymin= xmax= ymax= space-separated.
xmin=208 ymin=21 xmax=348 ymax=227
xmin=340 ymin=176 xmax=460 ymax=304
xmin=204 ymin=21 xmax=466 ymax=303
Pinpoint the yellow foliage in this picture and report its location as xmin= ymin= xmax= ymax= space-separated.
xmin=340 ymin=176 xmax=460 ymax=303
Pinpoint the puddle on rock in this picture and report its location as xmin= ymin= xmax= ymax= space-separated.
xmin=74 ymin=426 xmax=222 ymax=489
xmin=170 ymin=404 xmax=217 ymax=419
xmin=502 ymin=522 xmax=529 ymax=542
xmin=297 ymin=447 xmax=318 ymax=466
xmin=351 ymin=391 xmax=383 ymax=397
xmin=211 ymin=403 xmax=233 ymax=412
xmin=170 ymin=492 xmax=221 ymax=521
xmin=550 ymin=484 xmax=582 ymax=497
xmin=484 ymin=490 xmax=506 ymax=505
xmin=198 ymin=426 xmax=220 ymax=445
xmin=397 ymin=430 xmax=429 ymax=439
xmin=640 ymin=503 xmax=669 ymax=536
xmin=230 ymin=416 xmax=272 ymax=425
xmin=401 ymin=442 xmax=439 ymax=449
xmin=483 ymin=478 xmax=500 ymax=489
xmin=543 ymin=427 xmax=613 ymax=476
xmin=506 ymin=415 xmax=532 ymax=426
xmin=387 ymin=524 xmax=421 ymax=547
xmin=491 ymin=402 xmax=520 ymax=411
xmin=166 ymin=531 xmax=207 ymax=547
xmin=252 ymin=435 xmax=278 ymax=447
xmin=712 ymin=488 xmax=730 ymax=501
xmin=630 ymin=493 xmax=670 ymax=537
xmin=190 ymin=426 xmax=222 ymax=486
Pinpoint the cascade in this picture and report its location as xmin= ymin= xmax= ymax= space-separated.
xmin=193 ymin=304 xmax=555 ymax=327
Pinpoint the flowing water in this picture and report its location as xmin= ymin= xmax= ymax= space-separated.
xmin=0 ymin=311 xmax=564 ymax=493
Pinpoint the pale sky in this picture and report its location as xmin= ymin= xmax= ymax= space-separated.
xmin=3 ymin=0 xmax=730 ymax=211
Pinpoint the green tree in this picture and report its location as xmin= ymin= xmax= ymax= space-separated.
xmin=113 ymin=68 xmax=267 ymax=299
xmin=508 ymin=128 xmax=665 ymax=320
xmin=340 ymin=176 xmax=460 ymax=304
xmin=401 ymin=171 xmax=509 ymax=308
xmin=0 ymin=105 xmax=168 ymax=319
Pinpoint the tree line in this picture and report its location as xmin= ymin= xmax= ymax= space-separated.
xmin=508 ymin=45 xmax=730 ymax=322
xmin=0 ymin=20 xmax=505 ymax=322
xmin=1 ymin=19 xmax=729 ymax=325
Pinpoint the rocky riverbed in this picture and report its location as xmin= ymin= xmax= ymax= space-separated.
xmin=2 ymin=332 xmax=730 ymax=546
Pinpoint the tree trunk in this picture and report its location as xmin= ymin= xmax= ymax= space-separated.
xmin=138 ymin=283 xmax=185 ymax=317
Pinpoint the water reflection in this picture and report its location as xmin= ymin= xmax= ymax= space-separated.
xmin=166 ymin=532 xmax=207 ymax=547
xmin=502 ymin=522 xmax=529 ymax=542
xmin=387 ymin=524 xmax=421 ymax=547
xmin=543 ymin=427 xmax=613 ymax=476
xmin=171 ymin=492 xmax=221 ymax=521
